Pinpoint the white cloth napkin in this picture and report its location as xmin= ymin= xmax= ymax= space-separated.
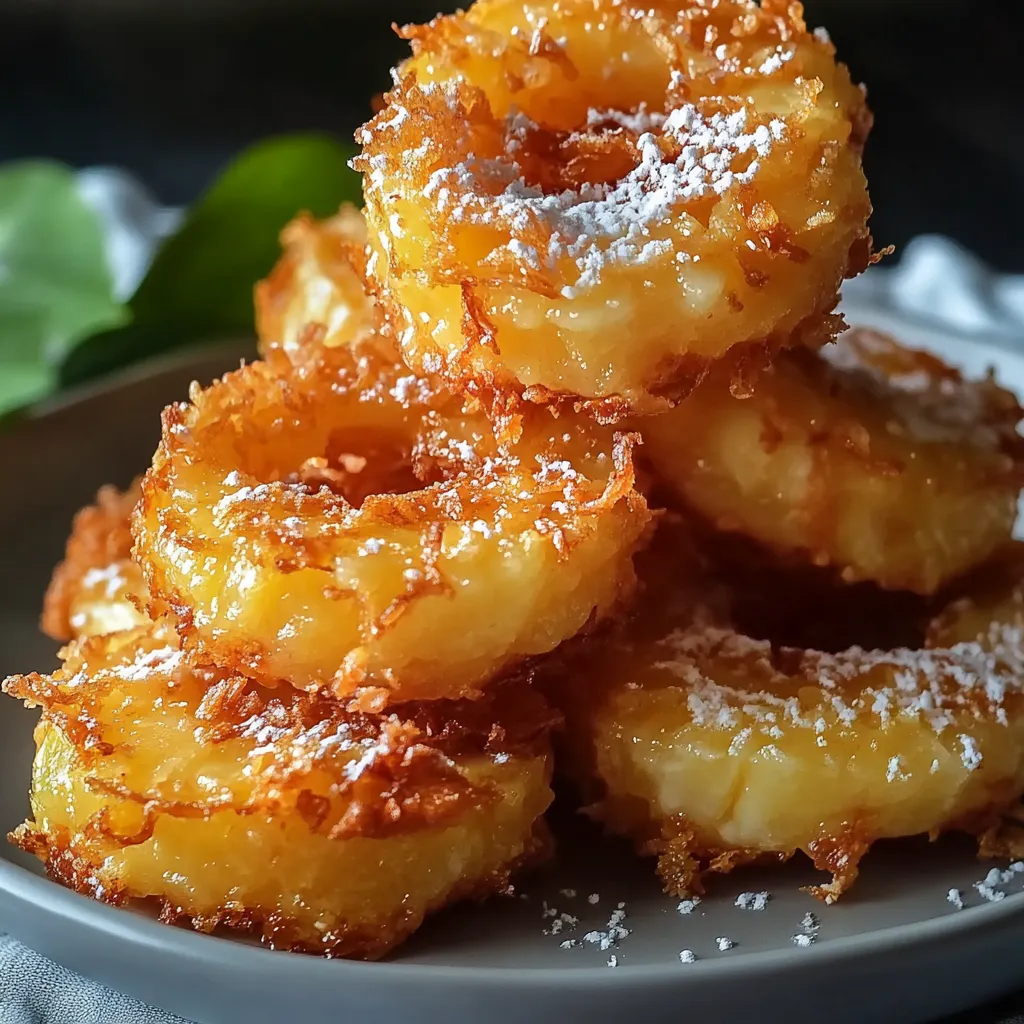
xmin=842 ymin=235 xmax=1024 ymax=346
xmin=74 ymin=166 xmax=182 ymax=302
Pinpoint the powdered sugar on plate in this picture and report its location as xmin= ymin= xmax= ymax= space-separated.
xmin=582 ymin=905 xmax=631 ymax=952
xmin=791 ymin=911 xmax=820 ymax=947
xmin=734 ymin=892 xmax=771 ymax=911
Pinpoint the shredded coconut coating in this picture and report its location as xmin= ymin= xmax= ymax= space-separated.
xmin=134 ymin=335 xmax=649 ymax=705
xmin=641 ymin=328 xmax=1024 ymax=593
xmin=255 ymin=204 xmax=380 ymax=360
xmin=356 ymin=0 xmax=873 ymax=416
xmin=545 ymin=522 xmax=1024 ymax=903
xmin=41 ymin=484 xmax=151 ymax=642
xmin=4 ymin=624 xmax=555 ymax=959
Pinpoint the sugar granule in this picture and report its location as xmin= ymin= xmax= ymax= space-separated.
xmin=974 ymin=883 xmax=1005 ymax=903
xmin=607 ymin=956 xmax=619 ymax=968
xmin=559 ymin=888 xmax=577 ymax=899
xmin=679 ymin=949 xmax=697 ymax=964
xmin=544 ymin=912 xmax=579 ymax=936
xmin=677 ymin=898 xmax=702 ymax=915
xmin=979 ymin=863 xmax=1024 ymax=889
xmin=792 ymin=932 xmax=815 ymax=947
xmin=734 ymin=891 xmax=771 ymax=911
xmin=582 ymin=906 xmax=630 ymax=951
xmin=801 ymin=912 xmax=819 ymax=931
xmin=947 ymin=888 xmax=964 ymax=910
xmin=959 ymin=734 xmax=983 ymax=772
xmin=588 ymin=893 xmax=601 ymax=905
xmin=715 ymin=937 xmax=736 ymax=952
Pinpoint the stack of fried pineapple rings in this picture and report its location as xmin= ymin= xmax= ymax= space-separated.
xmin=9 ymin=0 xmax=1024 ymax=959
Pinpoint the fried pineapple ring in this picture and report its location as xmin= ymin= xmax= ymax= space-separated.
xmin=548 ymin=527 xmax=1024 ymax=902
xmin=356 ymin=0 xmax=872 ymax=415
xmin=41 ymin=484 xmax=149 ymax=642
xmin=254 ymin=204 xmax=379 ymax=358
xmin=135 ymin=339 xmax=649 ymax=705
xmin=641 ymin=329 xmax=1024 ymax=593
xmin=4 ymin=624 xmax=554 ymax=958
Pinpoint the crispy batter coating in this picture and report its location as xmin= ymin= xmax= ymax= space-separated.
xmin=41 ymin=484 xmax=149 ymax=642
xmin=641 ymin=328 xmax=1024 ymax=593
xmin=5 ymin=624 xmax=555 ymax=958
xmin=356 ymin=0 xmax=872 ymax=416
xmin=545 ymin=524 xmax=1024 ymax=902
xmin=134 ymin=337 xmax=649 ymax=705
xmin=254 ymin=204 xmax=379 ymax=358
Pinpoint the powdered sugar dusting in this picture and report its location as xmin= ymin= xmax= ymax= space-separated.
xmin=647 ymin=615 xmax=1024 ymax=750
xmin=585 ymin=104 xmax=666 ymax=133
xmin=118 ymin=645 xmax=183 ymax=683
xmin=959 ymin=734 xmax=983 ymax=772
xmin=421 ymin=84 xmax=787 ymax=297
xmin=757 ymin=46 xmax=794 ymax=75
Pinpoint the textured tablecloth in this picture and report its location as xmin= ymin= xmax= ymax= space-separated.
xmin=2 ymin=176 xmax=1024 ymax=1024
xmin=0 ymin=923 xmax=1021 ymax=1023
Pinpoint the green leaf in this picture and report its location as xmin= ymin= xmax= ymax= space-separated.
xmin=58 ymin=321 xmax=191 ymax=389
xmin=0 ymin=362 xmax=53 ymax=413
xmin=0 ymin=162 xmax=127 ymax=413
xmin=129 ymin=133 xmax=361 ymax=333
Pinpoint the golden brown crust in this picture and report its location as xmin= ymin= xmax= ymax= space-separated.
xmin=255 ymin=205 xmax=380 ymax=361
xmin=642 ymin=814 xmax=792 ymax=899
xmin=357 ymin=0 xmax=873 ymax=413
xmin=5 ymin=620 xmax=558 ymax=959
xmin=133 ymin=337 xmax=649 ymax=704
xmin=4 ymin=625 xmax=558 ymax=837
xmin=10 ymin=819 xmax=553 ymax=959
xmin=42 ymin=485 xmax=144 ymax=642
xmin=640 ymin=328 xmax=1024 ymax=593
xmin=546 ymin=520 xmax=1024 ymax=902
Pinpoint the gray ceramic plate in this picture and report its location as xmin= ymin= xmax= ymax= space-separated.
xmin=1 ymin=321 xmax=1024 ymax=1024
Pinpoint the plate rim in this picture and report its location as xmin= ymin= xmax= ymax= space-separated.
xmin=1 ymin=854 xmax=1023 ymax=983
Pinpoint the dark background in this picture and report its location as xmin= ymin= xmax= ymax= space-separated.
xmin=0 ymin=0 xmax=1021 ymax=269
